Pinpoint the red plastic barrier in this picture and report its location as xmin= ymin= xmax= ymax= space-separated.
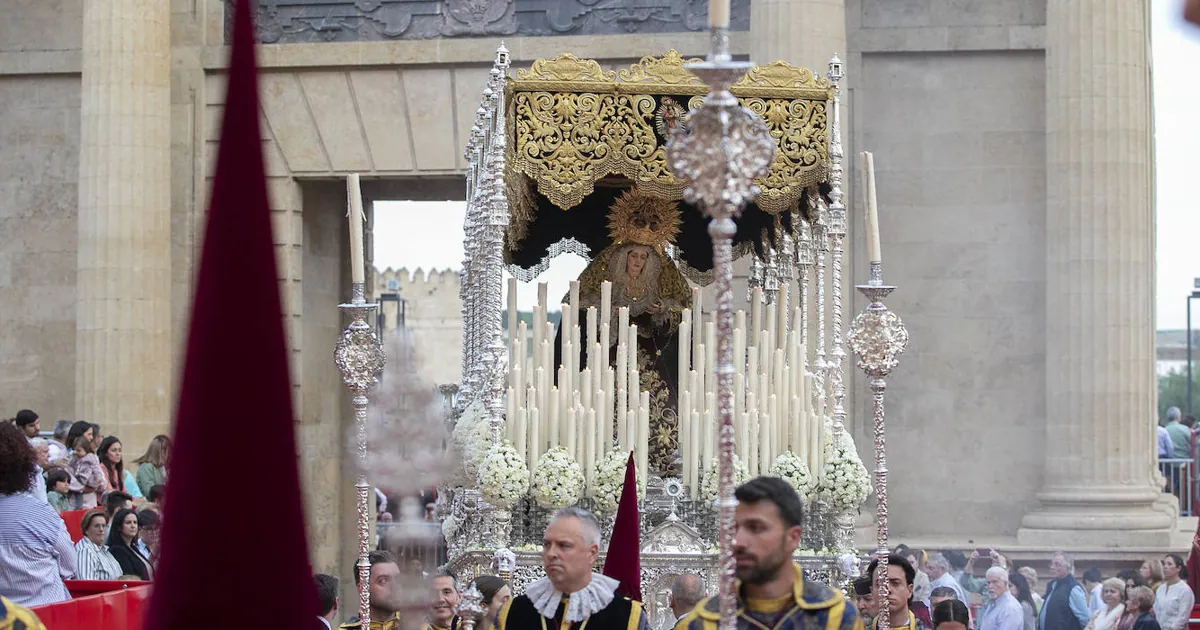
xmin=31 ymin=582 xmax=151 ymax=630
xmin=61 ymin=509 xmax=89 ymax=543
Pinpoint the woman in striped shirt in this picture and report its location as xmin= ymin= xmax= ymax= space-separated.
xmin=73 ymin=510 xmax=122 ymax=581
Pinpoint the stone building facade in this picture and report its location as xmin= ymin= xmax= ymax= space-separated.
xmin=375 ymin=266 xmax=463 ymax=387
xmin=0 ymin=0 xmax=1181 ymax=592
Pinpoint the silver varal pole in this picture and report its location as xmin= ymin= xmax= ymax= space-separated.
xmin=846 ymin=260 xmax=909 ymax=628
xmin=667 ymin=25 xmax=776 ymax=630
xmin=334 ymin=281 xmax=386 ymax=627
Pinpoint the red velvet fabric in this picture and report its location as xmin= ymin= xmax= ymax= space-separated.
xmin=140 ymin=1 xmax=318 ymax=627
xmin=31 ymin=584 xmax=151 ymax=630
xmin=601 ymin=452 xmax=642 ymax=602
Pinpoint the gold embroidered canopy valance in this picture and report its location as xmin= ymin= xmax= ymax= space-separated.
xmin=507 ymin=50 xmax=834 ymax=216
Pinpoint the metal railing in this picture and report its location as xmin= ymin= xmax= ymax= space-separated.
xmin=1160 ymin=457 xmax=1194 ymax=516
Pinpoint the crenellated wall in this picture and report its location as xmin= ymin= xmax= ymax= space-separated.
xmin=375 ymin=266 xmax=463 ymax=386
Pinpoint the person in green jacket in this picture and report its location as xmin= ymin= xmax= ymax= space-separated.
xmin=132 ymin=435 xmax=171 ymax=497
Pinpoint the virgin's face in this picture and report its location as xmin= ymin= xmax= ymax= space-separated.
xmin=626 ymin=247 xmax=649 ymax=278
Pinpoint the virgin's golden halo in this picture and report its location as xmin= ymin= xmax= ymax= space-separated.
xmin=607 ymin=188 xmax=681 ymax=253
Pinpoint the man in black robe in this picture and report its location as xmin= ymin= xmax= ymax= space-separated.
xmin=496 ymin=507 xmax=651 ymax=630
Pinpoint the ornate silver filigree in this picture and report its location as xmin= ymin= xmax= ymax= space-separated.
xmin=847 ymin=257 xmax=909 ymax=628
xmin=335 ymin=279 xmax=386 ymax=627
xmin=665 ymin=28 xmax=777 ymax=630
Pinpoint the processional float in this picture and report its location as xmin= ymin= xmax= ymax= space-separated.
xmin=329 ymin=16 xmax=907 ymax=630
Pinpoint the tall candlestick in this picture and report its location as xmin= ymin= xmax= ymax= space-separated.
xmin=861 ymin=151 xmax=882 ymax=263
xmin=347 ymin=173 xmax=365 ymax=284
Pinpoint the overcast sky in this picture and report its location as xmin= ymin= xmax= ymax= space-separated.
xmin=375 ymin=0 xmax=1200 ymax=329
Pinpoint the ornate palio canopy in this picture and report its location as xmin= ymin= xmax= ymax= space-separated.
xmin=504 ymin=50 xmax=834 ymax=282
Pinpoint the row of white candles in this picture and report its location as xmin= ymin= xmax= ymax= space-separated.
xmin=676 ymin=284 xmax=825 ymax=499
xmin=501 ymin=278 xmax=829 ymax=499
xmin=504 ymin=278 xmax=652 ymax=491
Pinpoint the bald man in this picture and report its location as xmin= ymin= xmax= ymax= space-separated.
xmin=670 ymin=574 xmax=706 ymax=622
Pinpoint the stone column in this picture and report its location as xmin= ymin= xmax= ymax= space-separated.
xmin=749 ymin=0 xmax=845 ymax=71
xmin=76 ymin=2 xmax=172 ymax=452
xmin=1018 ymin=0 xmax=1172 ymax=547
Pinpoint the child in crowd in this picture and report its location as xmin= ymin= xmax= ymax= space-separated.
xmin=68 ymin=436 xmax=108 ymax=509
xmin=44 ymin=469 xmax=70 ymax=512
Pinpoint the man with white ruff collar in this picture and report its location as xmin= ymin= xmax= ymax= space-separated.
xmin=497 ymin=507 xmax=651 ymax=630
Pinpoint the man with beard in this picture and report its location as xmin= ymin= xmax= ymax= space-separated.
xmin=340 ymin=551 xmax=404 ymax=630
xmin=675 ymin=477 xmax=863 ymax=630
xmin=497 ymin=507 xmax=651 ymax=630
xmin=425 ymin=570 xmax=462 ymax=630
xmin=866 ymin=555 xmax=928 ymax=630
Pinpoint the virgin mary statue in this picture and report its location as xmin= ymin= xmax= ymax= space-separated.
xmin=572 ymin=188 xmax=692 ymax=476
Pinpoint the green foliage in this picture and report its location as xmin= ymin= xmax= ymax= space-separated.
xmin=1158 ymin=369 xmax=1200 ymax=422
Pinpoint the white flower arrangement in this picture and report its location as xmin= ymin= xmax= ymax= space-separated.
xmin=816 ymin=432 xmax=871 ymax=512
xmin=441 ymin=514 xmax=458 ymax=539
xmin=477 ymin=441 xmax=529 ymax=509
xmin=768 ymin=451 xmax=817 ymax=502
xmin=699 ymin=455 xmax=749 ymax=507
xmin=452 ymin=399 xmax=493 ymax=483
xmin=590 ymin=450 xmax=644 ymax=515
xmin=530 ymin=447 xmax=586 ymax=509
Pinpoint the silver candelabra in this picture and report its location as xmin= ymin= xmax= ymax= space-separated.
xmin=846 ymin=260 xmax=909 ymax=628
xmin=334 ymin=281 xmax=386 ymax=628
xmin=667 ymin=24 xmax=776 ymax=630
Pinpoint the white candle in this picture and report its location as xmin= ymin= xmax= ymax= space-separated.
xmin=618 ymin=307 xmax=630 ymax=345
xmin=516 ymin=407 xmax=527 ymax=463
xmin=586 ymin=307 xmax=597 ymax=366
xmin=749 ymin=410 xmax=761 ymax=474
xmin=538 ymin=282 xmax=548 ymax=310
xmin=734 ymin=373 xmax=745 ymax=439
xmin=679 ymin=309 xmax=692 ymax=393
xmin=739 ymin=411 xmax=750 ymax=462
xmin=639 ymin=391 xmax=651 ymax=490
xmin=776 ymin=282 xmax=789 ymax=350
xmin=603 ymin=369 xmax=615 ymax=448
xmin=549 ymin=386 xmax=560 ymax=448
xmin=680 ymin=390 xmax=691 ymax=490
xmin=600 ymin=322 xmax=610 ymax=356
xmin=704 ymin=321 xmax=716 ymax=386
xmin=507 ymin=276 xmax=518 ymax=349
xmin=584 ymin=408 xmax=595 ymax=482
xmin=506 ymin=387 xmax=516 ymax=435
xmin=709 ymin=0 xmax=730 ymax=28
xmin=529 ymin=407 xmax=541 ymax=469
xmin=691 ymin=408 xmax=702 ymax=499
xmin=617 ymin=387 xmax=628 ymax=450
xmin=765 ymin=306 xmax=777 ymax=354
xmin=861 ymin=151 xmax=882 ymax=263
xmin=565 ymin=407 xmax=577 ymax=463
xmin=753 ymin=409 xmax=765 ymax=474
xmin=601 ymin=281 xmax=613 ymax=329
xmin=750 ymin=287 xmax=762 ymax=345
xmin=347 ymin=174 xmax=365 ymax=284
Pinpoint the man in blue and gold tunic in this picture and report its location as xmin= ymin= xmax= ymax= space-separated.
xmin=675 ymin=477 xmax=864 ymax=630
